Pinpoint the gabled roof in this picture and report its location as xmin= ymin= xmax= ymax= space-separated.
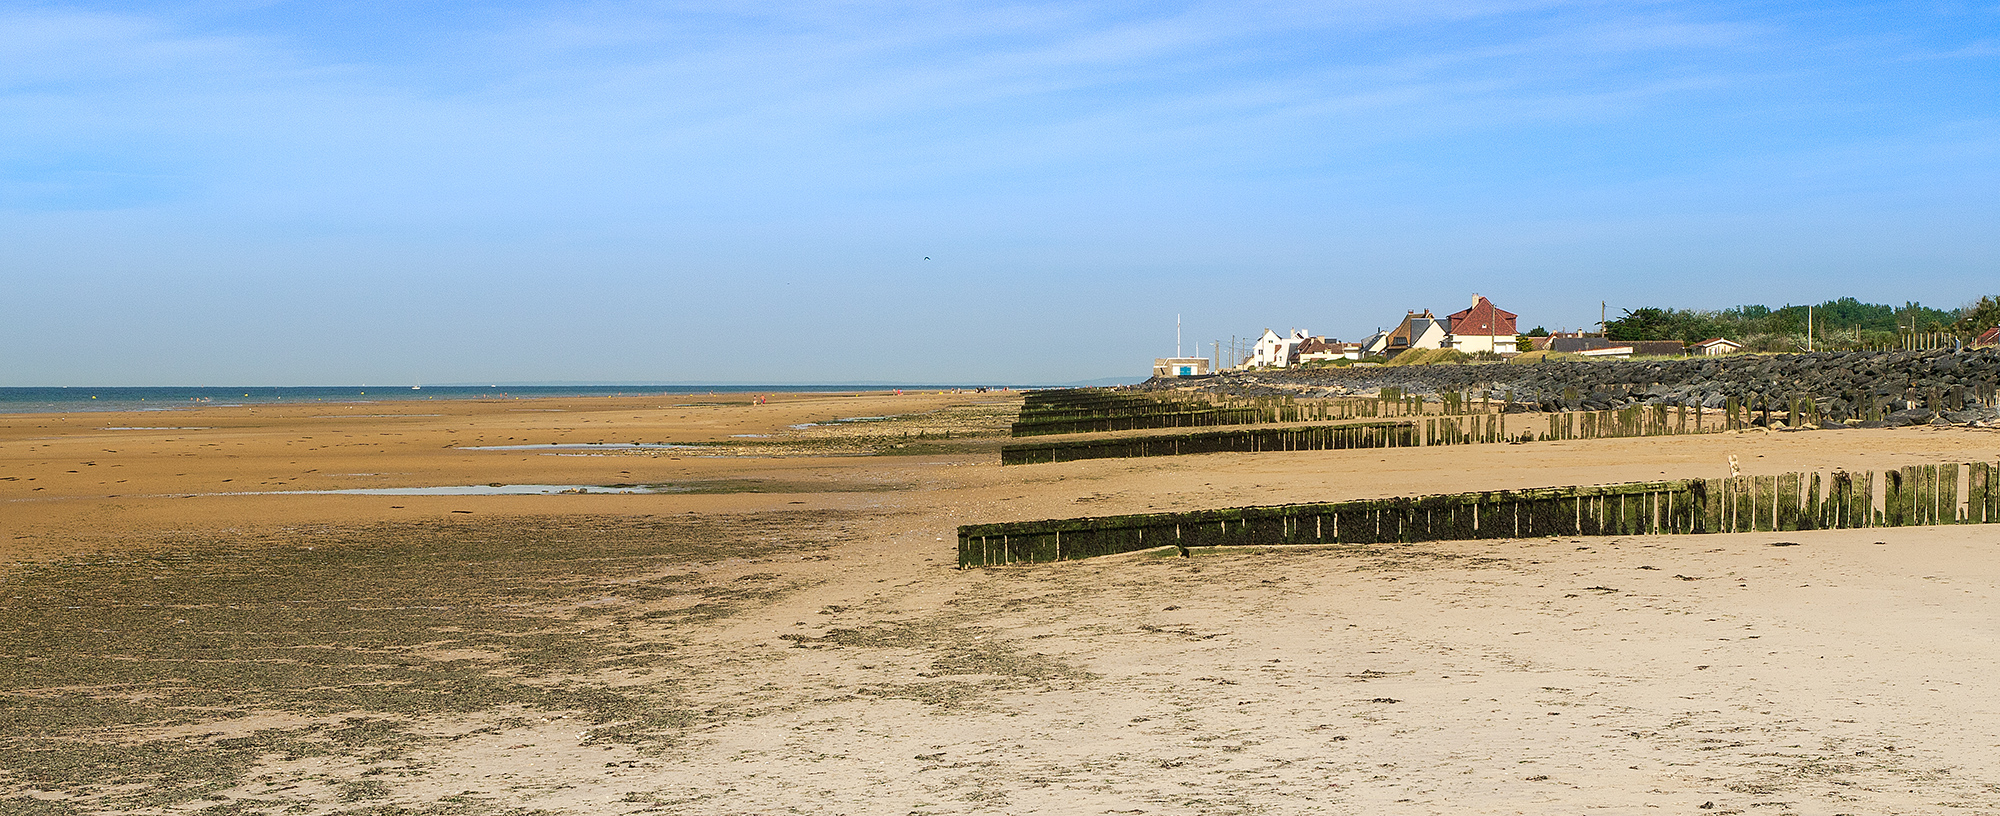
xmin=1976 ymin=326 xmax=2000 ymax=346
xmin=1694 ymin=337 xmax=1742 ymax=348
xmin=1445 ymin=295 xmax=1518 ymax=337
xmin=1387 ymin=311 xmax=1443 ymax=348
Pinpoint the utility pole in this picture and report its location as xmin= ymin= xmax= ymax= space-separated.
xmin=1176 ymin=314 xmax=1182 ymax=358
xmin=1807 ymin=304 xmax=1813 ymax=352
xmin=1600 ymin=301 xmax=1607 ymax=336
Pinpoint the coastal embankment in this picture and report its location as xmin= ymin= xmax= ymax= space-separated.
xmin=1144 ymin=347 xmax=2000 ymax=425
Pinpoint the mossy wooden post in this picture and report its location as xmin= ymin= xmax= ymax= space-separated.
xmin=1882 ymin=469 xmax=1900 ymax=527
xmin=1862 ymin=471 xmax=1879 ymax=528
xmin=1848 ymin=470 xmax=1866 ymax=529
xmin=1840 ymin=471 xmax=1856 ymax=528
xmin=1804 ymin=472 xmax=1822 ymax=531
xmin=1886 ymin=469 xmax=1908 ymax=527
xmin=1944 ymin=462 xmax=1960 ymax=524
xmin=1694 ymin=479 xmax=1715 ymax=534
xmin=1913 ymin=465 xmax=1931 ymax=526
xmin=1719 ymin=476 xmax=1737 ymax=533
xmin=1921 ymin=465 xmax=1940 ymax=526
xmin=1990 ymin=461 xmax=2000 ymax=524
xmin=1731 ymin=476 xmax=1750 ymax=532
xmin=1970 ymin=462 xmax=1989 ymax=524
xmin=1986 ymin=461 xmax=2000 ymax=524
xmin=1710 ymin=478 xmax=1726 ymax=533
xmin=1776 ymin=472 xmax=1800 ymax=531
xmin=1754 ymin=475 xmax=1776 ymax=532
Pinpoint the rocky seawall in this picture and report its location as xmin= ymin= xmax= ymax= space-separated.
xmin=1139 ymin=348 xmax=2000 ymax=428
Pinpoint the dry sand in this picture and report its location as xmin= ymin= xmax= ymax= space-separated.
xmin=6 ymin=391 xmax=2000 ymax=815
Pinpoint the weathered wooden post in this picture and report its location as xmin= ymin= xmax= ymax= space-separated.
xmin=1805 ymin=472 xmax=1822 ymax=530
xmin=1754 ymin=475 xmax=1777 ymax=532
xmin=1777 ymin=472 xmax=1800 ymax=531
xmin=1940 ymin=464 xmax=1959 ymax=524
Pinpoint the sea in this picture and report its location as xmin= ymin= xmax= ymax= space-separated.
xmin=0 ymin=385 xmax=1010 ymax=415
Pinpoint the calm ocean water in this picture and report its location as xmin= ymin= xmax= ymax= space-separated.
xmin=0 ymin=385 xmax=1003 ymax=414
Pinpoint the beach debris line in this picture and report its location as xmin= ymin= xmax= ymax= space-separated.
xmin=958 ymin=461 xmax=2000 ymax=567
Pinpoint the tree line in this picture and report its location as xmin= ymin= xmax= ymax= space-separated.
xmin=1604 ymin=296 xmax=2000 ymax=351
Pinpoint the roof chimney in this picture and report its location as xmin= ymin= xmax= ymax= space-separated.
xmin=1472 ymin=293 xmax=1481 ymax=307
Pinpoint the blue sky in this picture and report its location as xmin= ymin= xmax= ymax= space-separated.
xmin=3 ymin=1 xmax=1996 ymax=385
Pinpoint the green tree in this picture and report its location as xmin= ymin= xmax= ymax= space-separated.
xmin=1606 ymin=308 xmax=1722 ymax=344
xmin=1955 ymin=296 xmax=2000 ymax=336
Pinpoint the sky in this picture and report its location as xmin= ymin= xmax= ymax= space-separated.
xmin=2 ymin=0 xmax=1996 ymax=385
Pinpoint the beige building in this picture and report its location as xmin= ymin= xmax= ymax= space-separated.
xmin=1152 ymin=357 xmax=1211 ymax=378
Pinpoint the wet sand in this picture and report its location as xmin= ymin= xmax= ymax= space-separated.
xmin=6 ymin=392 xmax=2000 ymax=814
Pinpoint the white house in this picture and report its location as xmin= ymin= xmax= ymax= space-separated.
xmin=1358 ymin=328 xmax=1392 ymax=357
xmin=1250 ymin=328 xmax=1310 ymax=368
xmin=1442 ymin=295 xmax=1520 ymax=355
xmin=1694 ymin=338 xmax=1743 ymax=356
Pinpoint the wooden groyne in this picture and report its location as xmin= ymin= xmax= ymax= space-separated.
xmin=958 ymin=462 xmax=2000 ymax=567
xmin=1011 ymin=387 xmax=1438 ymax=437
xmin=1002 ymin=421 xmax=1418 ymax=465
xmin=999 ymin=403 xmax=1760 ymax=466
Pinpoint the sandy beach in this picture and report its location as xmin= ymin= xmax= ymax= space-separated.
xmin=7 ymin=390 xmax=2000 ymax=814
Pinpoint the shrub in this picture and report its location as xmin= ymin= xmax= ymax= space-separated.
xmin=1384 ymin=348 xmax=1469 ymax=366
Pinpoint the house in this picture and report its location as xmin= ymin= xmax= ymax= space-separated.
xmin=1380 ymin=311 xmax=1451 ymax=357
xmin=1974 ymin=327 xmax=2000 ymax=348
xmin=1694 ymin=338 xmax=1743 ymax=356
xmin=1250 ymin=328 xmax=1311 ymax=368
xmin=1358 ymin=328 xmax=1393 ymax=357
xmin=1577 ymin=346 xmax=1634 ymax=359
xmin=1443 ymin=294 xmax=1518 ymax=354
xmin=1152 ymin=357 xmax=1211 ymax=378
xmin=1295 ymin=337 xmax=1362 ymax=363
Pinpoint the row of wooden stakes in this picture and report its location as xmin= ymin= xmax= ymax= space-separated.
xmin=958 ymin=462 xmax=2000 ymax=567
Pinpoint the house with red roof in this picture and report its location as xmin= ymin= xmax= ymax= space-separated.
xmin=1974 ymin=326 xmax=2000 ymax=348
xmin=1443 ymin=294 xmax=1519 ymax=355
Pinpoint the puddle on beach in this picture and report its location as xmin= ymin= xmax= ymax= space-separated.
xmin=789 ymin=415 xmax=896 ymax=430
xmin=100 ymin=426 xmax=213 ymax=430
